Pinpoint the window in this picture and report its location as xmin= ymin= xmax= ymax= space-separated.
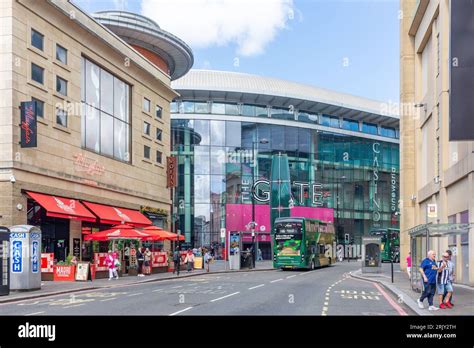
xmin=241 ymin=104 xmax=256 ymax=117
xmin=144 ymin=145 xmax=151 ymax=159
xmin=143 ymin=98 xmax=151 ymax=112
xmin=56 ymin=108 xmax=67 ymax=127
xmin=380 ymin=126 xmax=396 ymax=138
xmin=211 ymin=102 xmax=225 ymax=114
xmin=342 ymin=119 xmax=359 ymax=132
xmin=362 ymin=122 xmax=378 ymax=135
xmin=225 ymin=103 xmax=239 ymax=115
xmin=56 ymin=44 xmax=67 ymax=64
xmin=56 ymin=76 xmax=67 ymax=96
xmin=271 ymin=107 xmax=293 ymax=120
xmin=320 ymin=115 xmax=340 ymax=128
xmin=170 ymin=102 xmax=178 ymax=113
xmin=143 ymin=121 xmax=151 ymax=136
xmin=183 ymin=101 xmax=194 ymax=113
xmin=156 ymin=150 xmax=162 ymax=164
xmin=31 ymin=63 xmax=44 ymax=84
xmin=255 ymin=105 xmax=268 ymax=117
xmin=298 ymin=112 xmax=318 ymax=124
xmin=81 ymin=57 xmax=131 ymax=162
xmin=156 ymin=105 xmax=162 ymax=119
xmin=31 ymin=29 xmax=43 ymax=51
xmin=156 ymin=128 xmax=162 ymax=141
xmin=194 ymin=102 xmax=208 ymax=114
xmin=31 ymin=98 xmax=44 ymax=118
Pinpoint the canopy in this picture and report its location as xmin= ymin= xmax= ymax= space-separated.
xmin=84 ymin=224 xmax=159 ymax=241
xmin=82 ymin=201 xmax=152 ymax=227
xmin=143 ymin=226 xmax=185 ymax=241
xmin=26 ymin=191 xmax=96 ymax=222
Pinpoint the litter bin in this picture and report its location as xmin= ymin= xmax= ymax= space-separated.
xmin=362 ymin=236 xmax=382 ymax=273
xmin=9 ymin=225 xmax=41 ymax=290
xmin=0 ymin=226 xmax=10 ymax=296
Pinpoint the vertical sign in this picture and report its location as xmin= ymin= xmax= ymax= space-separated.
xmin=427 ymin=204 xmax=437 ymax=219
xmin=11 ymin=233 xmax=25 ymax=273
xmin=20 ymin=101 xmax=37 ymax=148
xmin=73 ymin=238 xmax=80 ymax=258
xmin=450 ymin=0 xmax=474 ymax=140
xmin=166 ymin=156 xmax=177 ymax=188
xmin=31 ymin=240 xmax=39 ymax=273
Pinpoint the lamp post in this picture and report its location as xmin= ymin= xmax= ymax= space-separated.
xmin=251 ymin=138 xmax=269 ymax=266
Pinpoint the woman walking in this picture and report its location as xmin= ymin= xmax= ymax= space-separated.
xmin=137 ymin=247 xmax=145 ymax=277
xmin=106 ymin=250 xmax=119 ymax=280
xmin=143 ymin=248 xmax=152 ymax=275
xmin=185 ymin=249 xmax=195 ymax=272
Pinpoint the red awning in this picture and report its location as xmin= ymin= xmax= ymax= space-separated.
xmin=26 ymin=191 xmax=97 ymax=222
xmin=82 ymin=201 xmax=152 ymax=227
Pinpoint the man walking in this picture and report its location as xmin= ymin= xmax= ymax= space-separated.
xmin=172 ymin=247 xmax=181 ymax=276
xmin=417 ymin=250 xmax=439 ymax=311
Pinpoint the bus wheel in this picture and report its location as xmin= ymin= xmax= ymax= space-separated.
xmin=311 ymin=260 xmax=315 ymax=270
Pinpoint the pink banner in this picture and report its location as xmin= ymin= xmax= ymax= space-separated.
xmin=226 ymin=204 xmax=334 ymax=235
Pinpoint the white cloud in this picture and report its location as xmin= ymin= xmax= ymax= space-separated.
xmin=141 ymin=0 xmax=294 ymax=56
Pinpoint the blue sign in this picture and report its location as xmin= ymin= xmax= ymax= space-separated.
xmin=10 ymin=233 xmax=26 ymax=239
xmin=32 ymin=240 xmax=39 ymax=273
xmin=12 ymin=240 xmax=23 ymax=273
xmin=30 ymin=233 xmax=40 ymax=239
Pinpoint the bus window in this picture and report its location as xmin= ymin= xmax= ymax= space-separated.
xmin=318 ymin=244 xmax=325 ymax=254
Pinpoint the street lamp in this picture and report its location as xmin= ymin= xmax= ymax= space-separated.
xmin=251 ymin=138 xmax=269 ymax=266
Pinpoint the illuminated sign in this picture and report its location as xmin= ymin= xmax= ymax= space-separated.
xmin=250 ymin=180 xmax=323 ymax=207
xmin=167 ymin=156 xmax=177 ymax=188
xmin=20 ymin=101 xmax=37 ymax=148
xmin=372 ymin=143 xmax=381 ymax=226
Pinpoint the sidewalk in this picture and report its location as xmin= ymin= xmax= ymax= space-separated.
xmin=0 ymin=260 xmax=274 ymax=304
xmin=351 ymin=263 xmax=474 ymax=316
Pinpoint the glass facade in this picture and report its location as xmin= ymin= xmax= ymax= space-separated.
xmin=171 ymin=116 xmax=400 ymax=251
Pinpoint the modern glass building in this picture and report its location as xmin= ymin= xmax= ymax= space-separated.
xmin=170 ymin=70 xmax=399 ymax=258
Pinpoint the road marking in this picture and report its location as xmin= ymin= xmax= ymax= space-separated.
xmin=322 ymin=306 xmax=328 ymax=311
xmin=64 ymin=304 xmax=84 ymax=308
xmin=373 ymin=283 xmax=408 ymax=316
xmin=324 ymin=302 xmax=329 ymax=306
xmin=248 ymin=284 xmax=265 ymax=290
xmin=169 ymin=307 xmax=193 ymax=316
xmin=187 ymin=283 xmax=198 ymax=286
xmin=286 ymin=275 xmax=296 ymax=279
xmin=325 ymin=297 xmax=329 ymax=301
xmin=127 ymin=292 xmax=143 ymax=297
xmin=152 ymin=289 xmax=164 ymax=292
xmin=270 ymin=278 xmax=283 ymax=283
xmin=172 ymin=286 xmax=183 ymax=289
xmin=100 ymin=298 xmax=117 ymax=302
xmin=25 ymin=311 xmax=44 ymax=316
xmin=210 ymin=292 xmax=240 ymax=302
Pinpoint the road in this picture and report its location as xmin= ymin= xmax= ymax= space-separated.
xmin=0 ymin=262 xmax=414 ymax=316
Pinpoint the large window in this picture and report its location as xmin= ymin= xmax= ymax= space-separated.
xmin=380 ymin=126 xmax=396 ymax=138
xmin=81 ymin=57 xmax=130 ymax=162
xmin=362 ymin=122 xmax=378 ymax=135
xmin=320 ymin=115 xmax=340 ymax=128
xmin=342 ymin=119 xmax=359 ymax=132
xmin=31 ymin=29 xmax=43 ymax=51
xmin=31 ymin=63 xmax=44 ymax=84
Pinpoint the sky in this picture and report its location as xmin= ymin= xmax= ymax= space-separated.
xmin=73 ymin=0 xmax=400 ymax=103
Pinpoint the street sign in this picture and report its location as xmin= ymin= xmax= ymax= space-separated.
xmin=427 ymin=204 xmax=437 ymax=218
xmin=220 ymin=228 xmax=226 ymax=238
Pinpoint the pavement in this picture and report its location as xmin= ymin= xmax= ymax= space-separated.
xmin=350 ymin=262 xmax=474 ymax=316
xmin=0 ymin=262 xmax=414 ymax=315
xmin=0 ymin=260 xmax=273 ymax=304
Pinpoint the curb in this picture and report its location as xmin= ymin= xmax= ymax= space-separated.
xmin=0 ymin=267 xmax=275 ymax=304
xmin=349 ymin=270 xmax=430 ymax=316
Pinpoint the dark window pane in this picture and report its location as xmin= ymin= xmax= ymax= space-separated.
xmin=143 ymin=98 xmax=151 ymax=112
xmin=32 ymin=98 xmax=44 ymax=118
xmin=31 ymin=29 xmax=43 ymax=51
xmin=271 ymin=107 xmax=293 ymax=120
xmin=31 ymin=63 xmax=44 ymax=84
xmin=56 ymin=44 xmax=67 ymax=64
xmin=56 ymin=109 xmax=67 ymax=127
xmin=256 ymin=105 xmax=268 ymax=117
xmin=156 ymin=105 xmax=162 ymax=118
xmin=156 ymin=150 xmax=162 ymax=163
xmin=362 ymin=122 xmax=378 ymax=135
xmin=271 ymin=125 xmax=285 ymax=150
xmin=56 ymin=76 xmax=67 ymax=96
xmin=143 ymin=122 xmax=150 ymax=135
xmin=156 ymin=128 xmax=162 ymax=141
xmin=144 ymin=145 xmax=151 ymax=159
xmin=342 ymin=119 xmax=359 ymax=131
xmin=380 ymin=126 xmax=396 ymax=138
xmin=225 ymin=103 xmax=239 ymax=115
xmin=298 ymin=112 xmax=318 ymax=124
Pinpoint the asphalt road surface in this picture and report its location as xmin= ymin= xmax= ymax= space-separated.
xmin=0 ymin=262 xmax=414 ymax=316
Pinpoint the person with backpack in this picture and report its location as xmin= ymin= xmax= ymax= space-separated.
xmin=172 ymin=247 xmax=181 ymax=276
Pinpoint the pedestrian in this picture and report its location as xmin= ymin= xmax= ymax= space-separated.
xmin=172 ymin=247 xmax=181 ymax=276
xmin=442 ymin=249 xmax=455 ymax=306
xmin=258 ymin=248 xmax=263 ymax=261
xmin=204 ymin=249 xmax=212 ymax=272
xmin=436 ymin=252 xmax=453 ymax=309
xmin=185 ymin=249 xmax=195 ymax=272
xmin=417 ymin=250 xmax=439 ymax=311
xmin=144 ymin=248 xmax=152 ymax=275
xmin=137 ymin=247 xmax=145 ymax=277
xmin=105 ymin=250 xmax=119 ymax=280
xmin=406 ymin=252 xmax=412 ymax=279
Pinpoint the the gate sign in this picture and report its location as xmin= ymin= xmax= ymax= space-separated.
xmin=12 ymin=240 xmax=23 ymax=273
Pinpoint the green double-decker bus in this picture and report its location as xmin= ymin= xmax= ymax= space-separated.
xmin=273 ymin=217 xmax=335 ymax=270
xmin=369 ymin=228 xmax=400 ymax=263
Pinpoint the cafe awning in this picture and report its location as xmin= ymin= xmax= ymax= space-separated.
xmin=84 ymin=224 xmax=157 ymax=241
xmin=82 ymin=201 xmax=152 ymax=227
xmin=26 ymin=191 xmax=97 ymax=222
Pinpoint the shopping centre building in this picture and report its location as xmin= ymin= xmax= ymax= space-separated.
xmin=400 ymin=0 xmax=473 ymax=286
xmin=0 ymin=1 xmax=192 ymax=262
xmin=170 ymin=70 xmax=400 ymax=259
